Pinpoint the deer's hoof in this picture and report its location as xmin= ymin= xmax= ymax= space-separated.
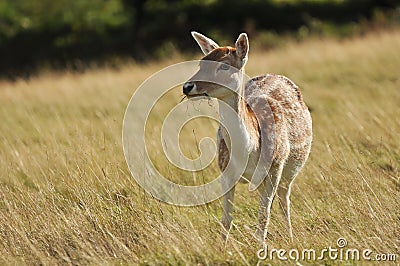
xmin=254 ymin=228 xmax=266 ymax=245
xmin=221 ymin=218 xmax=232 ymax=240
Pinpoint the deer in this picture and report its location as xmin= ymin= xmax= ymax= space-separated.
xmin=182 ymin=31 xmax=312 ymax=242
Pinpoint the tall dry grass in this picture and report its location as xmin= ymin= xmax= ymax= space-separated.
xmin=0 ymin=30 xmax=399 ymax=265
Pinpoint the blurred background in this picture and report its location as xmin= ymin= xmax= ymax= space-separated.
xmin=0 ymin=1 xmax=399 ymax=264
xmin=0 ymin=0 xmax=399 ymax=78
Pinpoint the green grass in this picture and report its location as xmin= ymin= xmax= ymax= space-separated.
xmin=0 ymin=30 xmax=399 ymax=265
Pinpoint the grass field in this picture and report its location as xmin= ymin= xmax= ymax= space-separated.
xmin=0 ymin=30 xmax=399 ymax=265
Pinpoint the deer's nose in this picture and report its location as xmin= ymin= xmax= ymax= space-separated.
xmin=183 ymin=82 xmax=195 ymax=95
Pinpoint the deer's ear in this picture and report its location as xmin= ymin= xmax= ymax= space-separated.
xmin=191 ymin=31 xmax=220 ymax=55
xmin=235 ymin=33 xmax=249 ymax=61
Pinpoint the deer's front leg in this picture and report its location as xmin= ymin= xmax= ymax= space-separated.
xmin=221 ymin=182 xmax=235 ymax=238
xmin=218 ymin=132 xmax=235 ymax=237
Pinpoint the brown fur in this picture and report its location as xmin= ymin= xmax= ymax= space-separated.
xmin=184 ymin=32 xmax=312 ymax=242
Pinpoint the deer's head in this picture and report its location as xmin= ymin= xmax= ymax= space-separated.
xmin=183 ymin=32 xmax=249 ymax=101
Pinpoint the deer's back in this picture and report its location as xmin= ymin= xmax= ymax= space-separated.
xmin=246 ymin=74 xmax=312 ymax=161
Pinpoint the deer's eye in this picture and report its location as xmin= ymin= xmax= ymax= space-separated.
xmin=219 ymin=64 xmax=230 ymax=71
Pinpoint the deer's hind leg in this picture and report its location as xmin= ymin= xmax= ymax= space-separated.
xmin=277 ymin=145 xmax=311 ymax=240
xmin=255 ymin=161 xmax=285 ymax=243
xmin=276 ymin=168 xmax=296 ymax=240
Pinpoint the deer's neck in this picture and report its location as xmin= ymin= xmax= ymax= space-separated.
xmin=218 ymin=69 xmax=260 ymax=152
